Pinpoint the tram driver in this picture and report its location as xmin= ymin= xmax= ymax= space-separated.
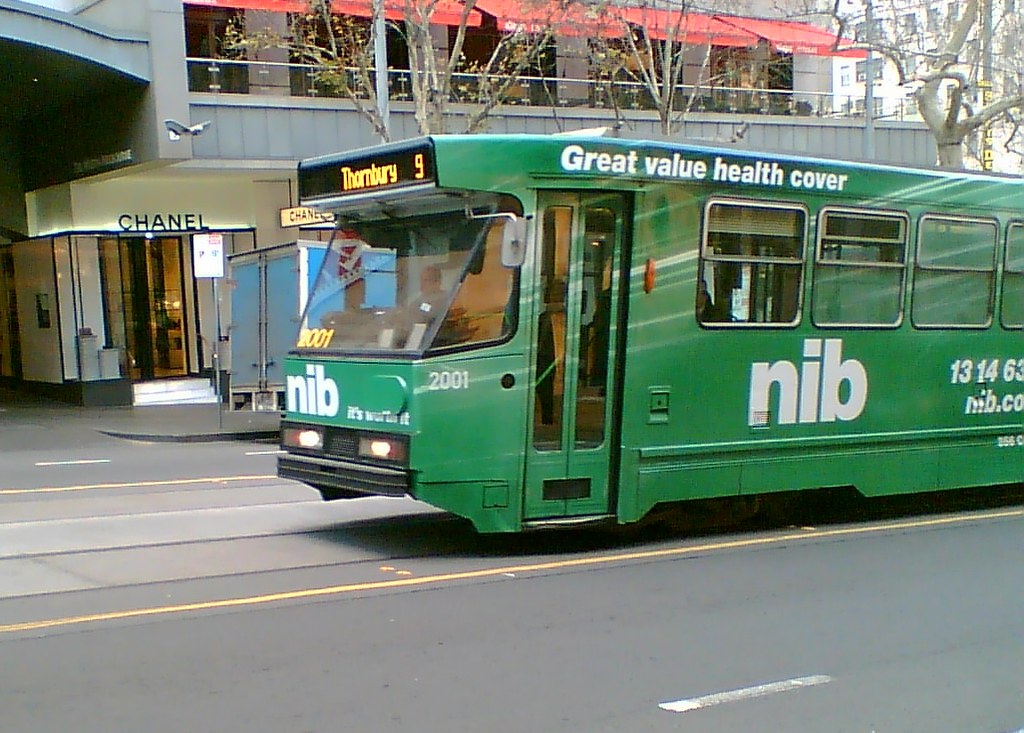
xmin=696 ymin=277 xmax=729 ymax=323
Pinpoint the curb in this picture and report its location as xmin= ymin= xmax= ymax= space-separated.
xmin=98 ymin=429 xmax=280 ymax=443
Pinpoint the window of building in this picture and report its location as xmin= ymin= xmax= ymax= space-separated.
xmin=944 ymin=3 xmax=960 ymax=31
xmin=185 ymin=6 xmax=233 ymax=58
xmin=856 ymin=60 xmax=883 ymax=83
xmin=184 ymin=6 xmax=249 ymax=93
xmin=812 ymin=208 xmax=908 ymax=326
xmin=1001 ymin=223 xmax=1024 ymax=328
xmin=698 ymin=200 xmax=806 ymax=326
xmin=912 ymin=215 xmax=997 ymax=328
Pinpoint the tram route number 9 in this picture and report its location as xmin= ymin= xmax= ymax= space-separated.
xmin=427 ymin=370 xmax=470 ymax=390
xmin=297 ymin=328 xmax=335 ymax=348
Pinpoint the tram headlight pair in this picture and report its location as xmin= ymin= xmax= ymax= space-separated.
xmin=281 ymin=423 xmax=407 ymax=465
xmin=281 ymin=425 xmax=324 ymax=451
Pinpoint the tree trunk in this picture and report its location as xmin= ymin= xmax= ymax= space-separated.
xmin=936 ymin=139 xmax=966 ymax=168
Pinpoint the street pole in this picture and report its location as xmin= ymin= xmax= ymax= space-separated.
xmin=214 ymin=276 xmax=223 ymax=430
xmin=979 ymin=0 xmax=994 ymax=170
xmin=373 ymin=0 xmax=390 ymax=141
xmin=863 ymin=0 xmax=875 ymax=160
xmin=194 ymin=232 xmax=225 ymax=430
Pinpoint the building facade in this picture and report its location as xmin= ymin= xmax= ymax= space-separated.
xmin=1 ymin=0 xmax=937 ymax=406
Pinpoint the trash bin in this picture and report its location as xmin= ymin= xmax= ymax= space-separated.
xmin=77 ymin=333 xmax=100 ymax=381
xmin=99 ymin=348 xmax=122 ymax=379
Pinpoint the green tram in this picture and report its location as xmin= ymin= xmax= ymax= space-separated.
xmin=278 ymin=133 xmax=1024 ymax=532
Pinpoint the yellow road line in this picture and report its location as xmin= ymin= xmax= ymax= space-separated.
xmin=2 ymin=507 xmax=1021 ymax=635
xmin=0 ymin=475 xmax=278 ymax=496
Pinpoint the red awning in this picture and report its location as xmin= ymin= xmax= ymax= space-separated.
xmin=184 ymin=0 xmax=481 ymax=27
xmin=184 ymin=2 xmax=861 ymax=55
xmin=714 ymin=16 xmax=865 ymax=58
xmin=186 ymin=0 xmax=307 ymax=10
xmin=469 ymin=3 xmax=864 ymax=58
xmin=618 ymin=8 xmax=757 ymax=47
xmin=471 ymin=0 xmax=620 ymax=37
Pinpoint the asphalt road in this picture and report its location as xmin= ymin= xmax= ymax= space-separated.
xmin=1 ymin=438 xmax=1022 ymax=733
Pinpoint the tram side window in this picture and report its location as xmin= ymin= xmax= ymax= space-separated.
xmin=812 ymin=209 xmax=908 ymax=326
xmin=698 ymin=200 xmax=805 ymax=325
xmin=912 ymin=216 xmax=997 ymax=328
xmin=1001 ymin=223 xmax=1024 ymax=328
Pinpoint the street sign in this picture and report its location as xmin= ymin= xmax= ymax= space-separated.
xmin=193 ymin=232 xmax=224 ymax=278
xmin=279 ymin=206 xmax=334 ymax=228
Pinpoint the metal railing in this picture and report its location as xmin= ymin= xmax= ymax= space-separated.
xmin=186 ymin=57 xmax=919 ymax=121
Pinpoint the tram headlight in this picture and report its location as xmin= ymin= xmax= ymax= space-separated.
xmin=282 ymin=425 xmax=324 ymax=451
xmin=358 ymin=435 xmax=408 ymax=464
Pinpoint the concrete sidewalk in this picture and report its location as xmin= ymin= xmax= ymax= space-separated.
xmin=0 ymin=390 xmax=279 ymax=446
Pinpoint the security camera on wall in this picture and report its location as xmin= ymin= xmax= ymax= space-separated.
xmin=164 ymin=119 xmax=212 ymax=141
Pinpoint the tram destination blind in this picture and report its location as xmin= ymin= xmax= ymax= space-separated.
xmin=299 ymin=142 xmax=436 ymax=202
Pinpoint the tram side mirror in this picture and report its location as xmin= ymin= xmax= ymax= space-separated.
xmin=501 ymin=216 xmax=527 ymax=268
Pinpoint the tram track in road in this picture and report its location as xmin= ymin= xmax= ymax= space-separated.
xmin=0 ymin=494 xmax=446 ymax=554
xmin=0 ymin=483 xmax=440 ymax=564
xmin=2 ymin=457 xmax=1022 ymax=631
xmin=0 ymin=465 xmax=448 ymax=604
xmin=0 ymin=438 xmax=281 ymax=492
xmin=0 ymin=473 xmax=277 ymax=497
xmin=1 ymin=504 xmax=1021 ymax=638
xmin=0 ymin=474 xmax=299 ymax=526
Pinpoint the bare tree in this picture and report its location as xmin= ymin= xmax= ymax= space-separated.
xmin=402 ymin=0 xmax=559 ymax=135
xmin=586 ymin=4 xmax=727 ymax=136
xmin=616 ymin=4 xmax=706 ymax=135
xmin=226 ymin=0 xmax=560 ymax=140
xmin=831 ymin=0 xmax=1024 ymax=169
xmin=224 ymin=2 xmax=389 ymax=139
xmin=589 ymin=4 xmax=815 ymax=137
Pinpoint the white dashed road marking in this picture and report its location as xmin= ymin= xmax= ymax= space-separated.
xmin=659 ymin=675 xmax=833 ymax=713
xmin=34 ymin=459 xmax=112 ymax=467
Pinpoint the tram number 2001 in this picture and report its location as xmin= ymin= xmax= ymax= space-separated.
xmin=427 ymin=370 xmax=470 ymax=390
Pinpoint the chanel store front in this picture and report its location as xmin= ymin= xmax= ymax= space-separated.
xmin=0 ymin=173 xmax=285 ymax=405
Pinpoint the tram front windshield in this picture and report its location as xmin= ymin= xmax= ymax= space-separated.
xmin=299 ymin=202 xmax=518 ymax=354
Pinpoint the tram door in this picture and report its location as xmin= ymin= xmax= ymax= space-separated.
xmin=523 ymin=192 xmax=626 ymax=521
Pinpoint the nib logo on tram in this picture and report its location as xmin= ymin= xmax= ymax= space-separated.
xmin=286 ymin=364 xmax=340 ymax=418
xmin=748 ymin=339 xmax=869 ymax=427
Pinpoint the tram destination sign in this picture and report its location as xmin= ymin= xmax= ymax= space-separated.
xmin=299 ymin=141 xmax=436 ymax=203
